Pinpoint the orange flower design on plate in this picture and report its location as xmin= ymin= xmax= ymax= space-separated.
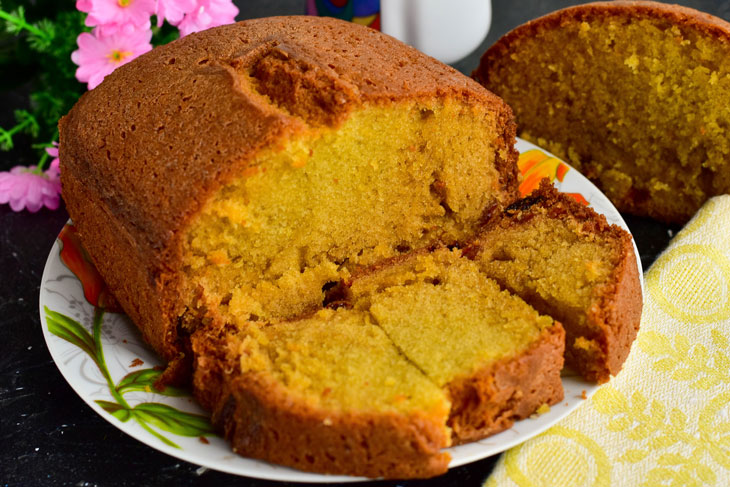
xmin=518 ymin=149 xmax=588 ymax=205
xmin=58 ymin=223 xmax=122 ymax=312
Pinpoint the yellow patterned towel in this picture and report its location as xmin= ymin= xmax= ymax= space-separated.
xmin=485 ymin=195 xmax=730 ymax=487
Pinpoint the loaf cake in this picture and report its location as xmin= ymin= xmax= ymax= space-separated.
xmin=467 ymin=180 xmax=642 ymax=383
xmin=59 ymin=15 xmax=641 ymax=480
xmin=60 ymin=16 xmax=519 ymax=385
xmin=474 ymin=1 xmax=730 ymax=223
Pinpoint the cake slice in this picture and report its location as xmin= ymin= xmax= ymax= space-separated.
xmin=338 ymin=247 xmax=565 ymax=444
xmin=466 ymin=180 xmax=642 ymax=383
xmin=473 ymin=1 xmax=730 ymax=223
xmin=192 ymin=310 xmax=452 ymax=479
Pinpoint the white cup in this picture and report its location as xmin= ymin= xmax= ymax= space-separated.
xmin=380 ymin=0 xmax=492 ymax=64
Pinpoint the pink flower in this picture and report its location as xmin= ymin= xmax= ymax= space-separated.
xmin=72 ymin=27 xmax=153 ymax=89
xmin=177 ymin=0 xmax=238 ymax=37
xmin=46 ymin=143 xmax=60 ymax=177
xmin=0 ymin=166 xmax=62 ymax=213
xmin=77 ymin=0 xmax=156 ymax=30
xmin=156 ymin=0 xmax=197 ymax=27
xmin=93 ymin=18 xmax=152 ymax=38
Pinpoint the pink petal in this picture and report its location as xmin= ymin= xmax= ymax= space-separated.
xmin=25 ymin=196 xmax=43 ymax=213
xmin=77 ymin=0 xmax=93 ymax=12
xmin=43 ymin=194 xmax=61 ymax=211
xmin=10 ymin=197 xmax=26 ymax=212
xmin=9 ymin=178 xmax=28 ymax=200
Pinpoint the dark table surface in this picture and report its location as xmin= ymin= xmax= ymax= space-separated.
xmin=2 ymin=0 xmax=717 ymax=485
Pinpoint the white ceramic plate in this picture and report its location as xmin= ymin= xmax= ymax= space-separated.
xmin=39 ymin=138 xmax=643 ymax=483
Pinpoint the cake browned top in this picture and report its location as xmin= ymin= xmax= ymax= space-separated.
xmin=59 ymin=16 xmax=509 ymax=265
xmin=479 ymin=1 xmax=730 ymax=50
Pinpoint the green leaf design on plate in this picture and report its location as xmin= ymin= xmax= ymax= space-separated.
xmin=96 ymin=400 xmax=132 ymax=422
xmin=45 ymin=306 xmax=99 ymax=368
xmin=131 ymin=402 xmax=215 ymax=438
xmin=116 ymin=369 xmax=188 ymax=397
xmin=45 ymin=306 xmax=215 ymax=449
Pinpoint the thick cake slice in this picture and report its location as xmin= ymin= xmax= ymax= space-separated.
xmin=339 ymin=248 xmax=565 ymax=444
xmin=192 ymin=310 xmax=452 ymax=479
xmin=474 ymin=1 xmax=730 ymax=223
xmin=467 ymin=181 xmax=642 ymax=383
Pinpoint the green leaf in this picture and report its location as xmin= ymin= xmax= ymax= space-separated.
xmin=27 ymin=19 xmax=54 ymax=51
xmin=14 ymin=110 xmax=39 ymax=137
xmin=96 ymin=400 xmax=131 ymax=422
xmin=3 ymin=7 xmax=26 ymax=35
xmin=116 ymin=369 xmax=188 ymax=397
xmin=45 ymin=306 xmax=97 ymax=364
xmin=131 ymin=402 xmax=214 ymax=437
xmin=0 ymin=127 xmax=13 ymax=151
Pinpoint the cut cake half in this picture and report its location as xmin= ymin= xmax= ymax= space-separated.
xmin=474 ymin=1 xmax=730 ymax=223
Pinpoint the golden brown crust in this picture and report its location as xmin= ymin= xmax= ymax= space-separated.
xmin=213 ymin=375 xmax=451 ymax=479
xmin=583 ymin=229 xmax=642 ymax=382
xmin=191 ymin=323 xmax=450 ymax=479
xmin=447 ymin=322 xmax=565 ymax=444
xmin=469 ymin=180 xmax=643 ymax=383
xmin=59 ymin=16 xmax=518 ymax=376
xmin=474 ymin=0 xmax=730 ymax=71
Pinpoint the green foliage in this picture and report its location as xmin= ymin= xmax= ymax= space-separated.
xmin=0 ymin=2 xmax=179 ymax=168
xmin=0 ymin=5 xmax=86 ymax=163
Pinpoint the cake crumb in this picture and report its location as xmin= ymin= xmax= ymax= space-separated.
xmin=130 ymin=358 xmax=144 ymax=367
xmin=624 ymin=53 xmax=640 ymax=72
xmin=199 ymin=436 xmax=210 ymax=444
xmin=581 ymin=390 xmax=588 ymax=400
